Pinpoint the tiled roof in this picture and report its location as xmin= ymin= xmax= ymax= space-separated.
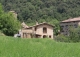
xmin=61 ymin=17 xmax=80 ymax=23
xmin=22 ymin=22 xmax=54 ymax=29
xmin=21 ymin=22 xmax=29 ymax=28
xmin=33 ymin=22 xmax=54 ymax=27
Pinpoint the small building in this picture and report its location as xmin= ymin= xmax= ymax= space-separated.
xmin=60 ymin=17 xmax=80 ymax=35
xmin=20 ymin=22 xmax=54 ymax=39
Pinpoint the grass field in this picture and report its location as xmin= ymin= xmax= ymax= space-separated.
xmin=0 ymin=36 xmax=80 ymax=57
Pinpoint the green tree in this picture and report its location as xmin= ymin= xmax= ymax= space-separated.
xmin=0 ymin=4 xmax=20 ymax=36
xmin=69 ymin=27 xmax=80 ymax=42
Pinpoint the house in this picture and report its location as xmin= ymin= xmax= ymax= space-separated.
xmin=60 ymin=17 xmax=80 ymax=35
xmin=20 ymin=22 xmax=54 ymax=39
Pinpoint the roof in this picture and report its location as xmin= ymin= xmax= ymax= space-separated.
xmin=61 ymin=17 xmax=80 ymax=23
xmin=33 ymin=22 xmax=54 ymax=27
xmin=21 ymin=22 xmax=54 ymax=29
xmin=21 ymin=22 xmax=29 ymax=28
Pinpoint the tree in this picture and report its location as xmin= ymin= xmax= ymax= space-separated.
xmin=0 ymin=4 xmax=20 ymax=36
xmin=1 ymin=0 xmax=80 ymax=23
xmin=69 ymin=27 xmax=80 ymax=42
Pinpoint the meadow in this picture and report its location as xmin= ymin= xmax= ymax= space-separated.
xmin=0 ymin=36 xmax=80 ymax=57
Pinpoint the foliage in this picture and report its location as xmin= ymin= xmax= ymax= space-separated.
xmin=0 ymin=4 xmax=20 ymax=36
xmin=69 ymin=27 xmax=80 ymax=42
xmin=0 ymin=36 xmax=80 ymax=57
xmin=0 ymin=30 xmax=5 ymax=36
xmin=0 ymin=0 xmax=80 ymax=23
xmin=56 ymin=27 xmax=80 ymax=42
xmin=54 ymin=34 xmax=69 ymax=42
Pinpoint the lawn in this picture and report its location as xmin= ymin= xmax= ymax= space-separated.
xmin=0 ymin=36 xmax=80 ymax=57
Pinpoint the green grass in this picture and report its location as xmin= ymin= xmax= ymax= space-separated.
xmin=0 ymin=36 xmax=80 ymax=57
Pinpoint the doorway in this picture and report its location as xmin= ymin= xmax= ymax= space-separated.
xmin=43 ymin=35 xmax=47 ymax=38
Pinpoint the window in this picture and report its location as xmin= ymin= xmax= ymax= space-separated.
xmin=43 ymin=27 xmax=47 ymax=33
xmin=61 ymin=26 xmax=64 ymax=28
xmin=43 ymin=35 xmax=47 ymax=38
xmin=49 ymin=35 xmax=51 ymax=38
xmin=65 ymin=25 xmax=68 ymax=28
xmin=35 ymin=27 xmax=37 ymax=31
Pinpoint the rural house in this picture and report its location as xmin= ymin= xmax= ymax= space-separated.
xmin=60 ymin=17 xmax=80 ymax=35
xmin=20 ymin=22 xmax=54 ymax=39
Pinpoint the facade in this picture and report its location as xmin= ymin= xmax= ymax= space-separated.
xmin=60 ymin=17 xmax=80 ymax=35
xmin=20 ymin=22 xmax=54 ymax=39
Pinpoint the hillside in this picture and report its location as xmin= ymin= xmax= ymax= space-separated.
xmin=0 ymin=36 xmax=80 ymax=57
xmin=0 ymin=0 xmax=80 ymax=24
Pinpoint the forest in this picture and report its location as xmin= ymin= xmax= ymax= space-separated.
xmin=0 ymin=0 xmax=80 ymax=25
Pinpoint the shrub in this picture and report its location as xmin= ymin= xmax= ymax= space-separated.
xmin=54 ymin=34 xmax=69 ymax=42
xmin=69 ymin=27 xmax=80 ymax=42
xmin=0 ymin=30 xmax=5 ymax=36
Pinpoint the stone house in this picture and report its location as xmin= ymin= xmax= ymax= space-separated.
xmin=60 ymin=17 xmax=80 ymax=35
xmin=20 ymin=22 xmax=54 ymax=39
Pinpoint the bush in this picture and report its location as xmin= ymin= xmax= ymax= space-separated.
xmin=69 ymin=27 xmax=80 ymax=42
xmin=0 ymin=31 xmax=5 ymax=36
xmin=54 ymin=34 xmax=69 ymax=42
xmin=0 ymin=4 xmax=20 ymax=36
